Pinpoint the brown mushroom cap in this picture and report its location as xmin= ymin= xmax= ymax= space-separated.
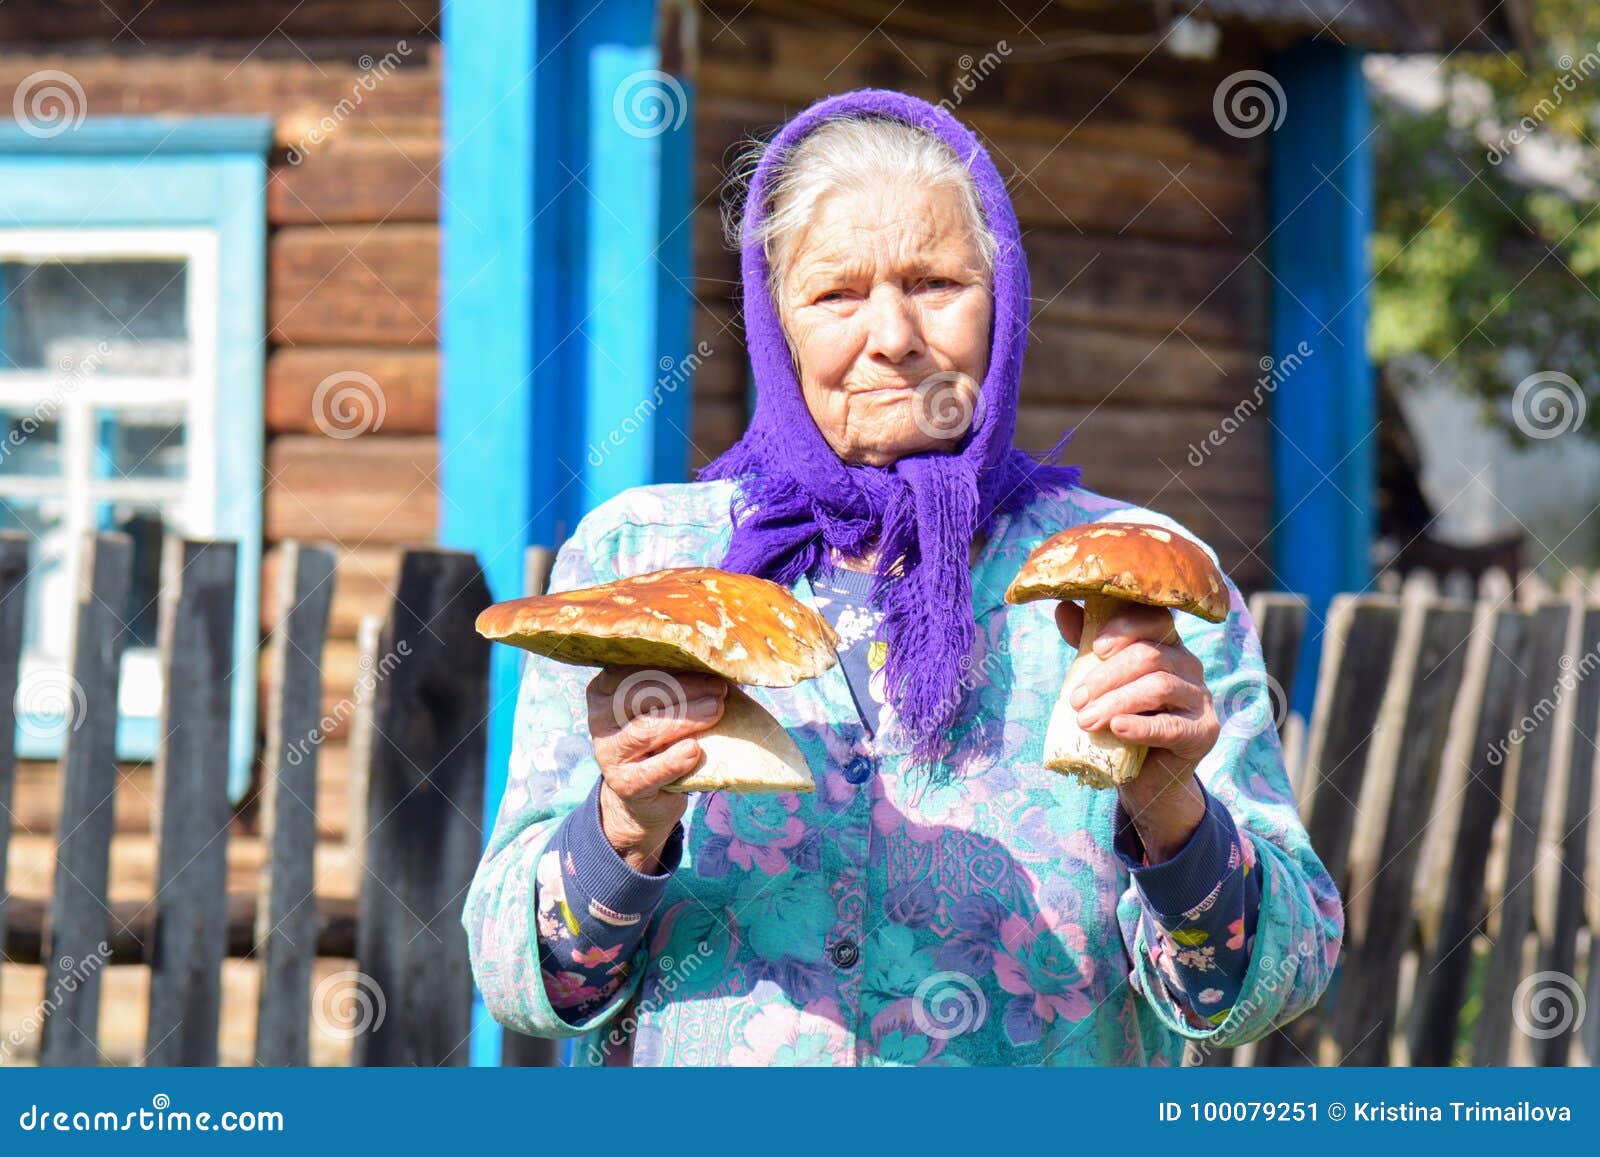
xmin=1004 ymin=521 xmax=1230 ymax=623
xmin=474 ymin=566 xmax=840 ymax=687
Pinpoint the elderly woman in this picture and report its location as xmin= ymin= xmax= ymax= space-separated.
xmin=464 ymin=88 xmax=1343 ymax=1066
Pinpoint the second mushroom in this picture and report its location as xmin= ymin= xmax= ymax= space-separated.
xmin=1004 ymin=522 xmax=1229 ymax=788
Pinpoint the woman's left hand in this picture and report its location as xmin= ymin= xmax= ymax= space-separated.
xmin=1054 ymin=601 xmax=1220 ymax=863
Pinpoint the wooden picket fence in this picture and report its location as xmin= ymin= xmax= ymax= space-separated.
xmin=0 ymin=530 xmax=567 ymax=1066
xmin=1197 ymin=573 xmax=1600 ymax=1067
xmin=3 ymin=529 xmax=1595 ymax=1067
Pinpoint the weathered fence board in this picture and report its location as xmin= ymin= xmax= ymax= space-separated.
xmin=353 ymin=549 xmax=490 ymax=1066
xmin=1406 ymin=603 xmax=1529 ymax=1065
xmin=0 ymin=533 xmax=31 ymax=1013
xmin=1472 ymin=600 xmax=1574 ymax=1066
xmin=37 ymin=533 xmax=133 ymax=1067
xmin=1334 ymin=601 xmax=1474 ymax=1065
xmin=255 ymin=542 xmax=338 ymax=1067
xmin=1248 ymin=592 xmax=1309 ymax=715
xmin=144 ymin=538 xmax=239 ymax=1067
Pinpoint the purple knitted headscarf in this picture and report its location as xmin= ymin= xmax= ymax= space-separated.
xmin=697 ymin=88 xmax=1081 ymax=774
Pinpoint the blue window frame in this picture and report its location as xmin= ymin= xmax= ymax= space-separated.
xmin=0 ymin=117 xmax=271 ymax=798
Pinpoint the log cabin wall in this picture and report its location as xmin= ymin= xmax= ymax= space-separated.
xmin=0 ymin=1 xmax=438 ymax=1062
xmin=688 ymin=0 xmax=1274 ymax=593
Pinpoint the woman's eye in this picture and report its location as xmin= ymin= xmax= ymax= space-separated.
xmin=917 ymin=278 xmax=957 ymax=292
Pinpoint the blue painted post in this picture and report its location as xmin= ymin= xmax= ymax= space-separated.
xmin=1267 ymin=40 xmax=1376 ymax=713
xmin=441 ymin=0 xmax=695 ymax=1065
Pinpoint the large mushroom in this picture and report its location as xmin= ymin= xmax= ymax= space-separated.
xmin=1004 ymin=522 xmax=1229 ymax=788
xmin=475 ymin=567 xmax=839 ymax=794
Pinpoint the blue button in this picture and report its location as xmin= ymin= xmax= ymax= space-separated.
xmin=843 ymin=755 xmax=874 ymax=784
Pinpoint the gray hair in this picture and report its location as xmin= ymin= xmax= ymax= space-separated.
xmin=721 ymin=113 xmax=998 ymax=309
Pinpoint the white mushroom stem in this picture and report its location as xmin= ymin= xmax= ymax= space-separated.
xmin=1043 ymin=593 xmax=1162 ymax=789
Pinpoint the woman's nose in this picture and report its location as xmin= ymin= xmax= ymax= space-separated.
xmin=863 ymin=285 xmax=922 ymax=363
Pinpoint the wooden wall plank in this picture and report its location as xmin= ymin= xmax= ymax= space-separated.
xmin=265 ymin=435 xmax=438 ymax=546
xmin=144 ymin=539 xmax=238 ymax=1068
xmin=353 ymin=550 xmax=489 ymax=1065
xmin=269 ymin=138 xmax=440 ymax=225
xmin=255 ymin=542 xmax=338 ymax=1067
xmin=36 ymin=534 xmax=132 ymax=1067
xmin=269 ymin=226 xmax=439 ymax=347
xmin=0 ymin=1 xmax=440 ymax=39
xmin=266 ymin=348 xmax=438 ymax=436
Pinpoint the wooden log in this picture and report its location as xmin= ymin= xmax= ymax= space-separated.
xmin=1406 ymin=604 xmax=1528 ymax=1065
xmin=269 ymin=226 xmax=439 ymax=346
xmin=5 ymin=894 xmax=358 ymax=964
xmin=1253 ymin=595 xmax=1403 ymax=1066
xmin=1533 ymin=605 xmax=1600 ymax=1065
xmin=37 ymin=533 xmax=133 ymax=1067
xmin=1473 ymin=601 xmax=1575 ymax=1065
xmin=255 ymin=542 xmax=339 ymax=1067
xmin=264 ymin=435 xmax=438 ymax=546
xmin=144 ymin=539 xmax=238 ymax=1068
xmin=0 ymin=534 xmax=29 ymax=1013
xmin=0 ymin=1 xmax=439 ymax=39
xmin=1333 ymin=601 xmax=1474 ymax=1065
xmin=266 ymin=348 xmax=438 ymax=435
xmin=268 ymin=138 xmax=441 ymax=226
xmin=353 ymin=550 xmax=490 ymax=1065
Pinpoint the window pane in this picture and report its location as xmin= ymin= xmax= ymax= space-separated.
xmin=96 ymin=501 xmax=166 ymax=647
xmin=0 ymin=408 xmax=61 ymax=475
xmin=94 ymin=407 xmax=185 ymax=480
xmin=0 ymin=497 xmax=66 ymax=654
xmin=0 ymin=258 xmax=189 ymax=375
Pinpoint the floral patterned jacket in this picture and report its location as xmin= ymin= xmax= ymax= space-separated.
xmin=463 ymin=478 xmax=1345 ymax=1065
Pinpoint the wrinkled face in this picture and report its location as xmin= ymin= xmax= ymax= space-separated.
xmin=776 ymin=182 xmax=992 ymax=468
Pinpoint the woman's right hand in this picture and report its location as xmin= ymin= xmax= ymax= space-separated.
xmin=586 ymin=666 xmax=728 ymax=874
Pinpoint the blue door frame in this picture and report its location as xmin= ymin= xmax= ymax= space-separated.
xmin=1267 ymin=40 xmax=1377 ymax=713
xmin=440 ymin=0 xmax=694 ymax=1064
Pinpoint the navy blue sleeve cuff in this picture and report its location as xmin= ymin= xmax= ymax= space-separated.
xmin=556 ymin=780 xmax=683 ymax=921
xmin=1114 ymin=782 xmax=1240 ymax=923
